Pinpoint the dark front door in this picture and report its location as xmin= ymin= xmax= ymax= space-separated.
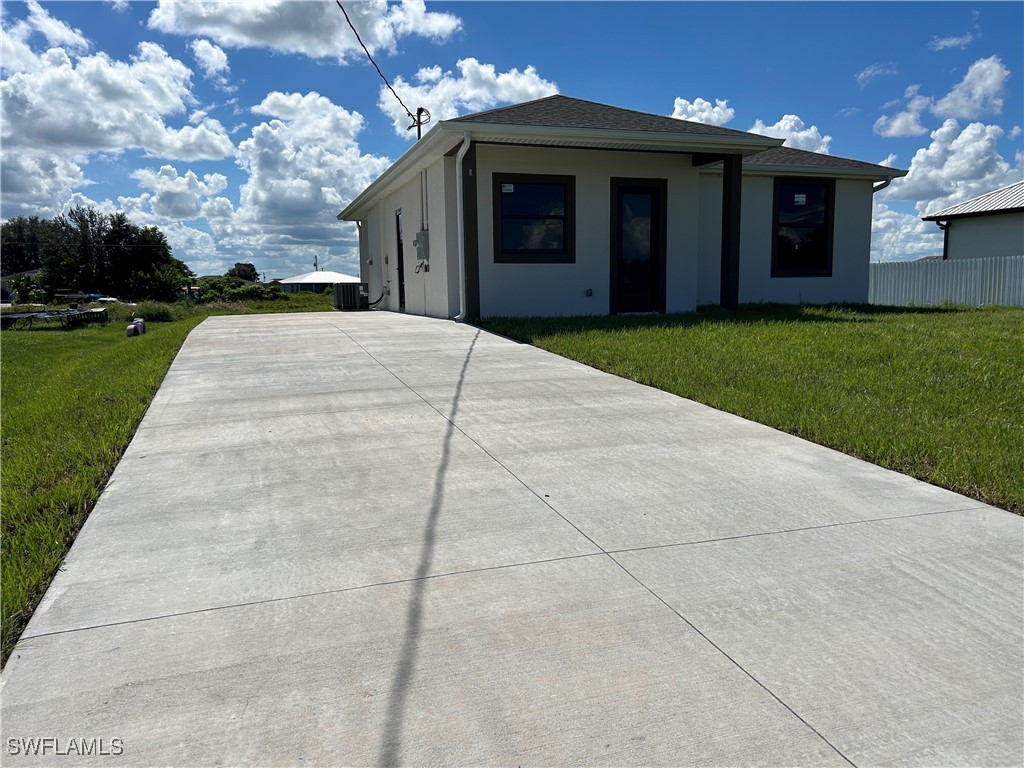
xmin=610 ymin=179 xmax=666 ymax=313
xmin=395 ymin=209 xmax=406 ymax=312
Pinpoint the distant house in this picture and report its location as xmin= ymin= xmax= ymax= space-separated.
xmin=922 ymin=181 xmax=1024 ymax=261
xmin=0 ymin=268 xmax=44 ymax=303
xmin=338 ymin=95 xmax=906 ymax=320
xmin=275 ymin=270 xmax=361 ymax=294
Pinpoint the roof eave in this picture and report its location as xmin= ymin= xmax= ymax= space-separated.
xmin=338 ymin=128 xmax=463 ymax=221
xmin=438 ymin=119 xmax=784 ymax=154
xmin=700 ymin=162 xmax=907 ymax=182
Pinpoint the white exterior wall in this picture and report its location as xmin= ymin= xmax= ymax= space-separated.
xmin=360 ymin=205 xmax=384 ymax=304
xmin=358 ymin=156 xmax=455 ymax=318
xmin=697 ymin=174 xmax=875 ymax=305
xmin=474 ymin=144 xmax=700 ymax=318
xmin=945 ymin=212 xmax=1024 ymax=260
xmin=697 ymin=175 xmax=723 ymax=305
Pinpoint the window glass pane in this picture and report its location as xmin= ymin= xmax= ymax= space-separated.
xmin=502 ymin=218 xmax=564 ymax=251
xmin=621 ymin=192 xmax=652 ymax=263
xmin=500 ymin=183 xmax=565 ymax=217
xmin=777 ymin=183 xmax=826 ymax=226
xmin=776 ymin=225 xmax=828 ymax=270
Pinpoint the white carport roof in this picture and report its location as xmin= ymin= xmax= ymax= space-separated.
xmin=278 ymin=270 xmax=360 ymax=284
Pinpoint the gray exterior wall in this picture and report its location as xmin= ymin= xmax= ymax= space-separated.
xmin=944 ymin=212 xmax=1024 ymax=260
xmin=474 ymin=144 xmax=700 ymax=318
xmin=697 ymin=174 xmax=875 ymax=305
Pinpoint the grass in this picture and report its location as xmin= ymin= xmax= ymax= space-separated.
xmin=0 ymin=291 xmax=336 ymax=666
xmin=481 ymin=304 xmax=1024 ymax=516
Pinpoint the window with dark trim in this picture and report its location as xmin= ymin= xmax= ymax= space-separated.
xmin=493 ymin=173 xmax=575 ymax=263
xmin=772 ymin=178 xmax=835 ymax=277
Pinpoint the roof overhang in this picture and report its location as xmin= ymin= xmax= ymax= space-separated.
xmin=338 ymin=121 xmax=784 ymax=221
xmin=443 ymin=120 xmax=783 ymax=154
xmin=698 ymin=161 xmax=907 ymax=183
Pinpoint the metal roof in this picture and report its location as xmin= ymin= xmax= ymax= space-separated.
xmin=278 ymin=270 xmax=360 ymax=284
xmin=922 ymin=180 xmax=1024 ymax=220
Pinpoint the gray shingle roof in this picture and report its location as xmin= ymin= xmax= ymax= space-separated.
xmin=922 ymin=180 xmax=1024 ymax=220
xmin=447 ymin=94 xmax=762 ymax=140
xmin=744 ymin=146 xmax=899 ymax=174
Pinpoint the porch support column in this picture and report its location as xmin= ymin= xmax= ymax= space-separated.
xmin=461 ymin=142 xmax=480 ymax=322
xmin=720 ymin=154 xmax=742 ymax=310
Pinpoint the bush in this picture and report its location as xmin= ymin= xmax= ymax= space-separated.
xmin=107 ymin=301 xmax=190 ymax=323
xmin=195 ymin=276 xmax=288 ymax=304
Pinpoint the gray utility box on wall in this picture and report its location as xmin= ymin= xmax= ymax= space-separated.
xmin=334 ymin=282 xmax=370 ymax=311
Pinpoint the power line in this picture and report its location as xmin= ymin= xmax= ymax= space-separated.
xmin=335 ymin=0 xmax=430 ymax=137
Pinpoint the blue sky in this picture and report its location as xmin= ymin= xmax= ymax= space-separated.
xmin=2 ymin=1 xmax=1021 ymax=278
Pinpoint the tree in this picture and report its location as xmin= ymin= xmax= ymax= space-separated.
xmin=225 ymin=262 xmax=259 ymax=282
xmin=0 ymin=216 xmax=50 ymax=275
xmin=1 ymin=206 xmax=193 ymax=301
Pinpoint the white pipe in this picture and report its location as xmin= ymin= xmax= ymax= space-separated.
xmin=453 ymin=131 xmax=472 ymax=322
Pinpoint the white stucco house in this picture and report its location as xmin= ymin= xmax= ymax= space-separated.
xmin=922 ymin=180 xmax=1024 ymax=261
xmin=339 ymin=96 xmax=906 ymax=320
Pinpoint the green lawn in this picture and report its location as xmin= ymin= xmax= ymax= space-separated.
xmin=481 ymin=304 xmax=1023 ymax=516
xmin=0 ymin=293 xmax=335 ymax=666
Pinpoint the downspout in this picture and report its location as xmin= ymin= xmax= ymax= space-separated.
xmin=936 ymin=220 xmax=950 ymax=261
xmin=872 ymin=178 xmax=893 ymax=193
xmin=453 ymin=131 xmax=472 ymax=322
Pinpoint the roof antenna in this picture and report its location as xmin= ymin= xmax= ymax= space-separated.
xmin=335 ymin=1 xmax=431 ymax=139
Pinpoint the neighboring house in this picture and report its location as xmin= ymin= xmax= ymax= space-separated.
xmin=339 ymin=95 xmax=906 ymax=320
xmin=922 ymin=181 xmax=1024 ymax=261
xmin=0 ymin=268 xmax=44 ymax=303
xmin=276 ymin=270 xmax=361 ymax=294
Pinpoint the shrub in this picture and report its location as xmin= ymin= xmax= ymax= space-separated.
xmin=114 ymin=300 xmax=190 ymax=323
xmin=195 ymin=276 xmax=288 ymax=304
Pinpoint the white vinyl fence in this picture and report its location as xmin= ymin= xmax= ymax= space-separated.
xmin=869 ymin=256 xmax=1024 ymax=307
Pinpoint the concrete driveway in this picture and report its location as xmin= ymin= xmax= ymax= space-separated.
xmin=2 ymin=311 xmax=1021 ymax=766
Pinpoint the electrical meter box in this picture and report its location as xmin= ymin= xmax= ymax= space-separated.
xmin=413 ymin=229 xmax=429 ymax=260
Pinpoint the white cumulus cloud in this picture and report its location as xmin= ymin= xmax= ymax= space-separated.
xmin=129 ymin=164 xmax=228 ymax=220
xmin=931 ymin=55 xmax=1009 ymax=119
xmin=0 ymin=2 xmax=235 ymax=219
xmin=0 ymin=153 xmax=89 ymax=218
xmin=380 ymin=58 xmax=558 ymax=138
xmin=874 ymin=84 xmax=932 ymax=137
xmin=875 ymin=56 xmax=1011 ymax=139
xmin=218 ymin=91 xmax=390 ymax=268
xmin=749 ymin=114 xmax=831 ymax=153
xmin=190 ymin=38 xmax=233 ymax=91
xmin=1 ymin=41 xmax=234 ymax=161
xmin=881 ymin=119 xmax=1022 ymax=214
xmin=148 ymin=0 xmax=461 ymax=61
xmin=871 ymin=201 xmax=944 ymax=262
xmin=1 ymin=0 xmax=89 ymax=74
xmin=670 ymin=97 xmax=735 ymax=126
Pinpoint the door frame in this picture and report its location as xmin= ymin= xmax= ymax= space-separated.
xmin=395 ymin=208 xmax=406 ymax=312
xmin=609 ymin=178 xmax=667 ymax=314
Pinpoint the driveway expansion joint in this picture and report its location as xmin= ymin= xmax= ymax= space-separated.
xmin=605 ymin=504 xmax=994 ymax=556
